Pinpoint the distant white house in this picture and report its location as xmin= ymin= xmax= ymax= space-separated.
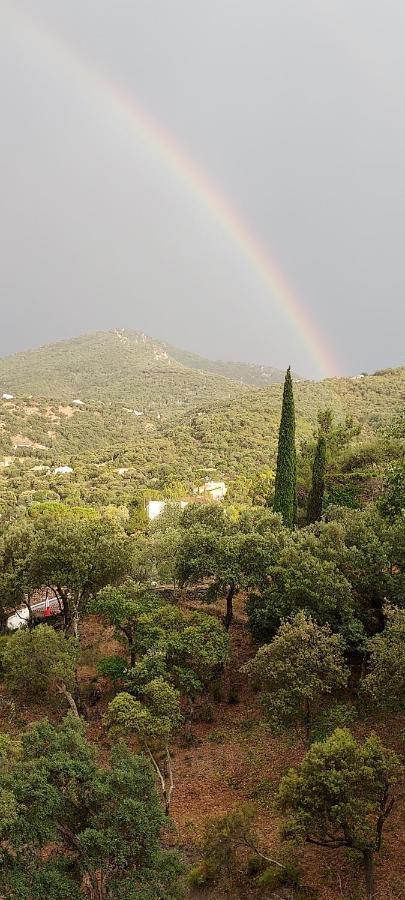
xmin=147 ymin=500 xmax=166 ymax=521
xmin=72 ymin=399 xmax=85 ymax=406
xmin=2 ymin=393 xmax=13 ymax=400
xmin=133 ymin=410 xmax=143 ymax=417
xmin=54 ymin=465 xmax=74 ymax=475
xmin=194 ymin=480 xmax=227 ymax=501
xmin=146 ymin=499 xmax=188 ymax=521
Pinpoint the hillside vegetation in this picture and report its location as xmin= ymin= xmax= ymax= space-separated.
xmin=0 ymin=352 xmax=403 ymax=513
xmin=163 ymin=340 xmax=293 ymax=386
xmin=0 ymin=330 xmax=248 ymax=411
xmin=0 ymin=333 xmax=403 ymax=900
xmin=0 ymin=330 xmax=289 ymax=411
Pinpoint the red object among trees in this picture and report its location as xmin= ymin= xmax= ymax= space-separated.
xmin=43 ymin=597 xmax=51 ymax=617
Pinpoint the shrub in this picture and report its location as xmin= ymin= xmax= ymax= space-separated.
xmin=97 ymin=654 xmax=127 ymax=681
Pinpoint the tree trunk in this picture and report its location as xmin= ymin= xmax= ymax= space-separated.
xmin=164 ymin=746 xmax=174 ymax=815
xmin=25 ymin=595 xmax=34 ymax=630
xmin=304 ymin=698 xmax=311 ymax=742
xmin=363 ymin=849 xmax=375 ymax=900
xmin=87 ymin=871 xmax=107 ymax=900
xmin=72 ymin=604 xmax=80 ymax=640
xmin=57 ymin=683 xmax=80 ymax=718
xmin=57 ymin=590 xmax=71 ymax=632
xmin=224 ymin=583 xmax=236 ymax=631
xmin=147 ymin=745 xmax=174 ymax=815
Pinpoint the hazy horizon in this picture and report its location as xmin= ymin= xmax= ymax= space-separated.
xmin=1 ymin=1 xmax=405 ymax=379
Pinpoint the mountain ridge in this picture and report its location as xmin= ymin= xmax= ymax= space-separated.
xmin=0 ymin=329 xmax=294 ymax=409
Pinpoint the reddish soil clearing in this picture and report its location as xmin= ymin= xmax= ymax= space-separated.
xmin=1 ymin=596 xmax=403 ymax=899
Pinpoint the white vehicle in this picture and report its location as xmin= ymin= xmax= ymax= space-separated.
xmin=7 ymin=597 xmax=62 ymax=631
xmin=6 ymin=607 xmax=30 ymax=631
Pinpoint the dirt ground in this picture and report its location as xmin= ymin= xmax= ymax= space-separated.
xmin=1 ymin=596 xmax=404 ymax=900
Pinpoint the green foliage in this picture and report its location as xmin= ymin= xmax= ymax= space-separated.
xmin=379 ymin=462 xmax=405 ymax=520
xmin=97 ymin=654 xmax=127 ymax=681
xmin=244 ymin=612 xmax=349 ymax=736
xmin=188 ymin=865 xmax=208 ymax=888
xmin=4 ymin=505 xmax=133 ymax=635
xmin=107 ymin=681 xmax=181 ymax=815
xmin=105 ymin=599 xmax=229 ymax=813
xmin=310 ymin=701 xmax=358 ymax=742
xmin=197 ymin=804 xmax=262 ymax=879
xmin=299 ymin=507 xmax=395 ymax=637
xmin=306 ymin=435 xmax=326 ymax=524
xmin=361 ymin=605 xmax=405 ymax=712
xmin=0 ymin=330 xmax=247 ymax=411
xmin=148 ymin=525 xmax=182 ymax=585
xmin=257 ymin=861 xmax=301 ymax=890
xmin=2 ymin=625 xmax=78 ymax=707
xmin=274 ymin=367 xmax=297 ymax=527
xmin=95 ymin=583 xmax=229 ymax=700
xmin=175 ymin=507 xmax=286 ymax=627
xmin=277 ymin=728 xmax=401 ymax=897
xmin=175 ymin=524 xmax=218 ymax=585
xmin=108 ymin=680 xmax=182 ymax=744
xmin=90 ymin=581 xmax=162 ymax=665
xmin=0 ymin=714 xmax=183 ymax=899
xmin=0 ymin=364 xmax=403 ymax=515
xmin=0 ymin=337 xmax=404 ymax=899
xmin=246 ymin=543 xmax=355 ymax=644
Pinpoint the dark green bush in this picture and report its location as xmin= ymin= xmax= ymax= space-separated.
xmin=97 ymin=654 xmax=127 ymax=681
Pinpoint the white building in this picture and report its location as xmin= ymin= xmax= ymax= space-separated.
xmin=195 ymin=480 xmax=227 ymax=501
xmin=146 ymin=500 xmax=167 ymax=521
xmin=2 ymin=393 xmax=13 ymax=400
xmin=72 ymin=399 xmax=85 ymax=406
xmin=54 ymin=465 xmax=74 ymax=475
xmin=146 ymin=499 xmax=188 ymax=521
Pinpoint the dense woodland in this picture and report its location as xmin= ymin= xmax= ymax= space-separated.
xmin=0 ymin=332 xmax=403 ymax=899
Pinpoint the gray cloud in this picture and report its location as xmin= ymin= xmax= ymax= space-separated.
xmin=0 ymin=0 xmax=404 ymax=377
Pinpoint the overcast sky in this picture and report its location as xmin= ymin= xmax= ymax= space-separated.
xmin=1 ymin=0 xmax=404 ymax=378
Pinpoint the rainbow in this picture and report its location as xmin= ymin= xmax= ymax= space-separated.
xmin=7 ymin=3 xmax=340 ymax=378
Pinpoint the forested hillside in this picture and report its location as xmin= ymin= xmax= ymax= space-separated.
xmin=163 ymin=340 xmax=293 ymax=385
xmin=0 ymin=330 xmax=249 ymax=410
xmin=0 ymin=337 xmax=403 ymax=900
xmin=0 ymin=330 xmax=291 ymax=410
xmin=0 ymin=362 xmax=403 ymax=514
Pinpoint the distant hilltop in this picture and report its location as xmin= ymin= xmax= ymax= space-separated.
xmin=0 ymin=329 xmax=297 ymax=410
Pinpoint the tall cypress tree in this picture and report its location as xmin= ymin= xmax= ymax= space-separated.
xmin=274 ymin=366 xmax=296 ymax=527
xmin=307 ymin=435 xmax=327 ymax=524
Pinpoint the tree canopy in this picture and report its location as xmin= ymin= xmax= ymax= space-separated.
xmin=0 ymin=714 xmax=183 ymax=899
xmin=277 ymin=728 xmax=401 ymax=900
xmin=244 ymin=611 xmax=348 ymax=737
